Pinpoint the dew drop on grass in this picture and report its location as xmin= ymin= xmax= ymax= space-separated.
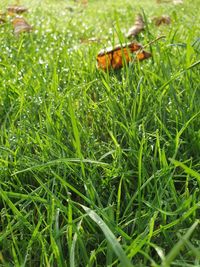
xmin=97 ymin=220 xmax=104 ymax=226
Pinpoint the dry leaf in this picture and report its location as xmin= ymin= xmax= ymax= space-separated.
xmin=136 ymin=50 xmax=152 ymax=61
xmin=97 ymin=42 xmax=151 ymax=70
xmin=12 ymin=17 xmax=32 ymax=35
xmin=126 ymin=13 xmax=145 ymax=38
xmin=7 ymin=5 xmax=28 ymax=14
xmin=152 ymin=15 xmax=171 ymax=26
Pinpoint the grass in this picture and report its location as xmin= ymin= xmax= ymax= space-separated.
xmin=0 ymin=0 xmax=200 ymax=266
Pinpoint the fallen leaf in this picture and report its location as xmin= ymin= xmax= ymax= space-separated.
xmin=126 ymin=13 xmax=145 ymax=38
xmin=12 ymin=17 xmax=32 ymax=35
xmin=7 ymin=5 xmax=28 ymax=14
xmin=97 ymin=42 xmax=151 ymax=70
xmin=152 ymin=15 xmax=171 ymax=26
xmin=136 ymin=50 xmax=152 ymax=61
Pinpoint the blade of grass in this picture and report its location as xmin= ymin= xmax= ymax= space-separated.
xmin=11 ymin=157 xmax=108 ymax=176
xmin=170 ymin=158 xmax=200 ymax=183
xmin=70 ymin=219 xmax=83 ymax=267
xmin=161 ymin=220 xmax=199 ymax=267
xmin=80 ymin=204 xmax=133 ymax=267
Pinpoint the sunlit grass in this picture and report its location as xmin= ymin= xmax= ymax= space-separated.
xmin=0 ymin=0 xmax=200 ymax=266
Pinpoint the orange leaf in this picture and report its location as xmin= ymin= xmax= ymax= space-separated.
xmin=12 ymin=17 xmax=32 ymax=35
xmin=136 ymin=50 xmax=152 ymax=61
xmin=152 ymin=15 xmax=171 ymax=26
xmin=97 ymin=42 xmax=151 ymax=70
xmin=126 ymin=13 xmax=145 ymax=38
xmin=7 ymin=5 xmax=28 ymax=15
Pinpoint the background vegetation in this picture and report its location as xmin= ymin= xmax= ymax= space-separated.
xmin=0 ymin=0 xmax=200 ymax=266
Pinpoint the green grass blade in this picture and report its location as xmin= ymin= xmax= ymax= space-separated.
xmin=170 ymin=158 xmax=200 ymax=183
xmin=80 ymin=204 xmax=133 ymax=267
xmin=161 ymin=220 xmax=199 ymax=267
xmin=70 ymin=219 xmax=83 ymax=267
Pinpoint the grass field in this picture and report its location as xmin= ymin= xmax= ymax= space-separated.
xmin=0 ymin=0 xmax=200 ymax=266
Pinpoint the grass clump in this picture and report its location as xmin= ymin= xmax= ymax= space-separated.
xmin=0 ymin=0 xmax=200 ymax=266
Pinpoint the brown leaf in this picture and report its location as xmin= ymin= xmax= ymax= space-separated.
xmin=7 ymin=5 xmax=28 ymax=14
xmin=12 ymin=17 xmax=32 ymax=35
xmin=152 ymin=15 xmax=171 ymax=26
xmin=126 ymin=13 xmax=145 ymax=38
xmin=97 ymin=42 xmax=151 ymax=70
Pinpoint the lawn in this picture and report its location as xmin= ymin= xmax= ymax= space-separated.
xmin=0 ymin=0 xmax=200 ymax=266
